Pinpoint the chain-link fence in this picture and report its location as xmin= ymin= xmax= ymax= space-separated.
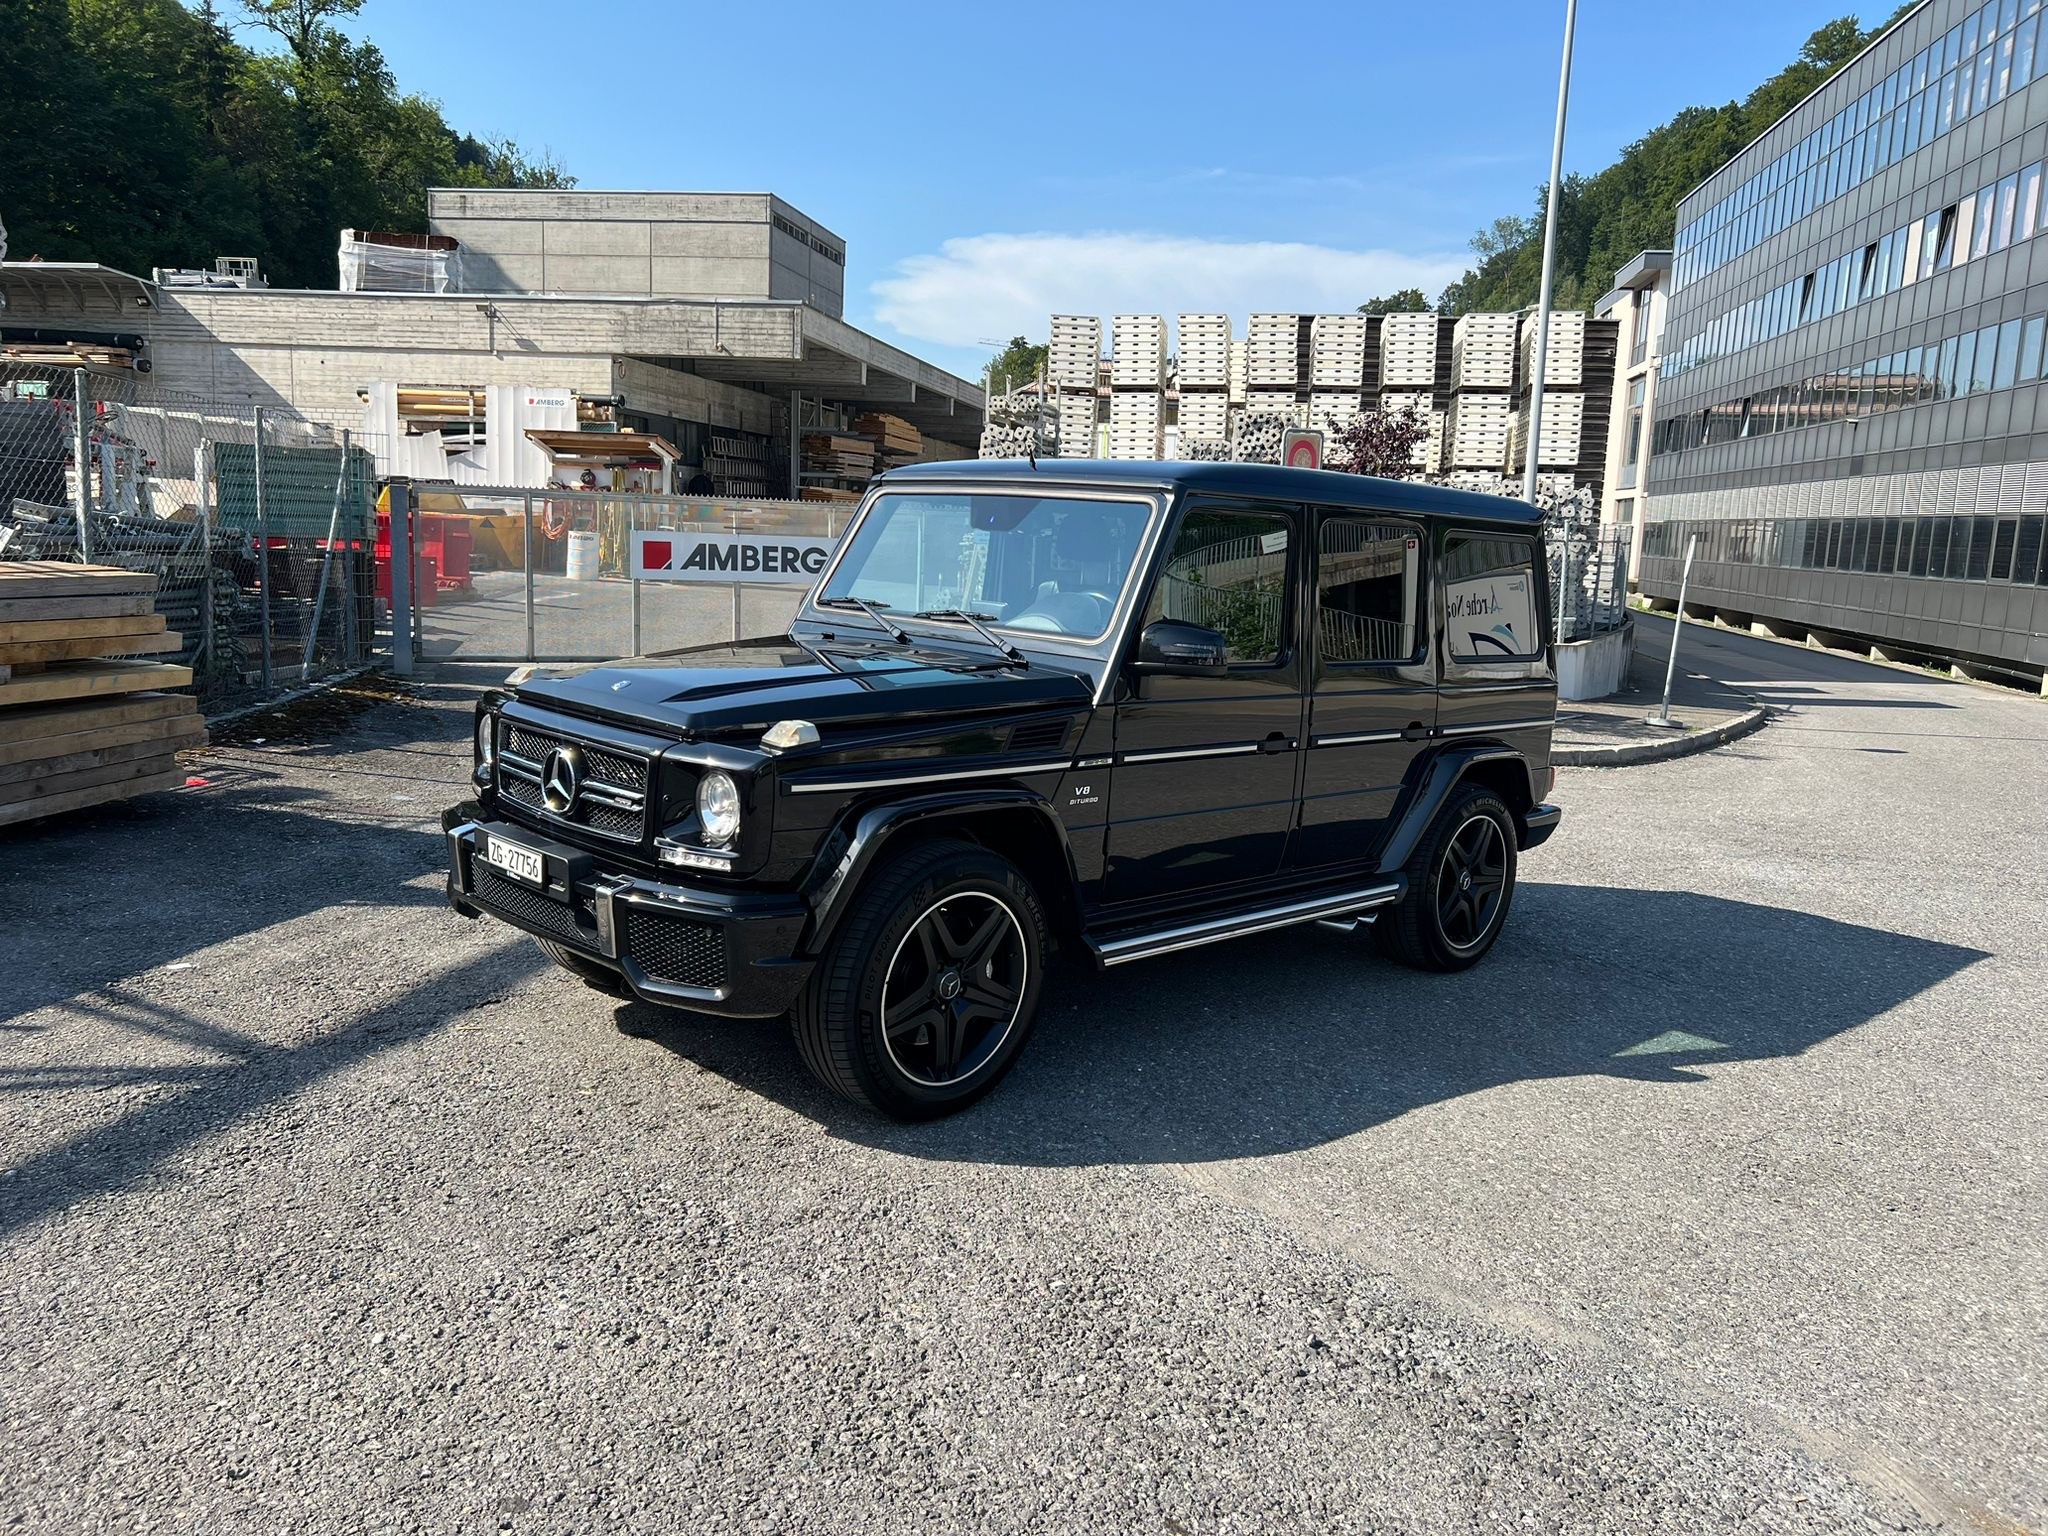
xmin=0 ymin=362 xmax=376 ymax=710
xmin=388 ymin=485 xmax=850 ymax=664
xmin=1549 ymin=526 xmax=1632 ymax=643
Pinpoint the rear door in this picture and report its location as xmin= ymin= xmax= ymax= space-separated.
xmin=1104 ymin=499 xmax=1308 ymax=907
xmin=1289 ymin=508 xmax=1436 ymax=872
xmin=1436 ymin=525 xmax=1556 ymax=771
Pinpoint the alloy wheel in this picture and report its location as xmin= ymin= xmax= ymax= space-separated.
xmin=880 ymin=893 xmax=1028 ymax=1087
xmin=1435 ymin=813 xmax=1507 ymax=953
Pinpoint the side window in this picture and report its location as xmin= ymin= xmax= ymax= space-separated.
xmin=1442 ymin=532 xmax=1543 ymax=662
xmin=1143 ymin=509 xmax=1289 ymax=665
xmin=1316 ymin=518 xmax=1420 ymax=664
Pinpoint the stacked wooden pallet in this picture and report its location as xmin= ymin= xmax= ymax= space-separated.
xmin=1520 ymin=310 xmax=1587 ymax=389
xmin=1176 ymin=314 xmax=1232 ymax=389
xmin=1451 ymin=313 xmax=1519 ymax=391
xmin=1057 ymin=393 xmax=1098 ymax=458
xmin=1106 ymin=391 xmax=1163 ymax=460
xmin=1048 ymin=315 xmax=1102 ymax=390
xmin=1308 ymin=392 xmax=1362 ymax=438
xmin=801 ymin=433 xmax=875 ymax=478
xmin=0 ymin=564 xmax=204 ymax=828
xmin=1111 ymin=315 xmax=1168 ymax=388
xmin=1443 ymin=394 xmax=1515 ymax=471
xmin=1177 ymin=390 xmax=1231 ymax=443
xmin=1380 ymin=313 xmax=1439 ymax=388
xmin=1246 ymin=314 xmax=1299 ymax=389
xmin=1310 ymin=314 xmax=1370 ymax=389
xmin=853 ymin=413 xmax=923 ymax=463
xmin=1511 ymin=392 xmax=1586 ymax=468
xmin=1227 ymin=339 xmax=1249 ymax=404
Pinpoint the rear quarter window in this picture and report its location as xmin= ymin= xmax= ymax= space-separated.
xmin=1442 ymin=532 xmax=1542 ymax=662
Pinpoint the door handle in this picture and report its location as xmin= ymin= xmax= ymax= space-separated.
xmin=1400 ymin=721 xmax=1431 ymax=741
xmin=1257 ymin=733 xmax=1295 ymax=753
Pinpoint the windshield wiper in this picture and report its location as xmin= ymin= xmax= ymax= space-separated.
xmin=911 ymin=609 xmax=1029 ymax=667
xmin=816 ymin=595 xmax=910 ymax=644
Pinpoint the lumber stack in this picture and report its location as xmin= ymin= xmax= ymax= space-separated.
xmin=0 ymin=563 xmax=204 ymax=828
xmin=853 ymin=413 xmax=922 ymax=465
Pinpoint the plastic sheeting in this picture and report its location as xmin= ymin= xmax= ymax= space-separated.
xmin=339 ymin=234 xmax=463 ymax=294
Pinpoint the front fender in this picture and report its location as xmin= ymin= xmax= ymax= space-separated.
xmin=797 ymin=788 xmax=1080 ymax=958
xmin=1375 ymin=744 xmax=1537 ymax=874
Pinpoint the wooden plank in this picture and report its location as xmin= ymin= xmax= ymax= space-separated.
xmin=0 ymin=595 xmax=156 ymax=623
xmin=0 ymin=727 xmax=207 ymax=788
xmin=0 ymin=751 xmax=191 ymax=808
xmin=0 ymin=631 xmax=183 ymax=666
xmin=0 ymin=615 xmax=166 ymax=644
xmin=0 ymin=564 xmax=158 ymax=598
xmin=0 ymin=767 xmax=188 ymax=828
xmin=0 ymin=692 xmax=195 ymax=750
xmin=0 ymin=660 xmax=192 ymax=708
xmin=0 ymin=708 xmax=204 ymax=766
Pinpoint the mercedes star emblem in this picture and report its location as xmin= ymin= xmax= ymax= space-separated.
xmin=541 ymin=745 xmax=583 ymax=813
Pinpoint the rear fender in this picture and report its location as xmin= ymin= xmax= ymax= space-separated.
xmin=1376 ymin=745 xmax=1536 ymax=874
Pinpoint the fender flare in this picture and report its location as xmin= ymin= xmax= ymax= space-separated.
xmin=1375 ymin=744 xmax=1537 ymax=875
xmin=797 ymin=787 xmax=1081 ymax=958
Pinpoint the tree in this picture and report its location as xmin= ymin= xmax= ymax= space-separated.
xmin=1357 ymin=289 xmax=1430 ymax=315
xmin=986 ymin=336 xmax=1049 ymax=395
xmin=242 ymin=0 xmax=366 ymax=67
xmin=1329 ymin=406 xmax=1432 ymax=480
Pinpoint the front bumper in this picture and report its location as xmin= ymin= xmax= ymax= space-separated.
xmin=443 ymin=804 xmax=813 ymax=1017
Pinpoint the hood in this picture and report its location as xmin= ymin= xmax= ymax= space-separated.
xmin=513 ymin=638 xmax=1095 ymax=738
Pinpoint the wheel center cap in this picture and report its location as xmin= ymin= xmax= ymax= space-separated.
xmin=1459 ymin=872 xmax=1472 ymax=891
xmin=935 ymin=969 xmax=963 ymax=1001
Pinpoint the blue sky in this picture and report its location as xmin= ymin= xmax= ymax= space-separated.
xmin=338 ymin=0 xmax=1875 ymax=381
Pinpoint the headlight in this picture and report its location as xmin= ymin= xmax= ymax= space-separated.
xmin=696 ymin=770 xmax=741 ymax=846
xmin=474 ymin=709 xmax=496 ymax=780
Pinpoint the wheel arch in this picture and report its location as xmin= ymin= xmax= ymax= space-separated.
xmin=1376 ymin=745 xmax=1538 ymax=875
xmin=800 ymin=789 xmax=1083 ymax=958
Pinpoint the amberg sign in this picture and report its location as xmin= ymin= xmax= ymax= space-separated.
xmin=630 ymin=529 xmax=839 ymax=587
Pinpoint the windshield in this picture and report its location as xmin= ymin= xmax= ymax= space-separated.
xmin=815 ymin=492 xmax=1151 ymax=641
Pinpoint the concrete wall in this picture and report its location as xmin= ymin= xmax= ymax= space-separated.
xmin=426 ymin=189 xmax=846 ymax=317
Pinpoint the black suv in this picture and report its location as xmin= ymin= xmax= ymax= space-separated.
xmin=444 ymin=460 xmax=1561 ymax=1118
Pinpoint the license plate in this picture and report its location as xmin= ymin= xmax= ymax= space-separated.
xmin=484 ymin=834 xmax=545 ymax=886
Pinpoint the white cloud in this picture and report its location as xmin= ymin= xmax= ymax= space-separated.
xmin=870 ymin=231 xmax=1470 ymax=348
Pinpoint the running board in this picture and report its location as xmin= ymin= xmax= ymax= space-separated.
xmin=1090 ymin=881 xmax=1405 ymax=967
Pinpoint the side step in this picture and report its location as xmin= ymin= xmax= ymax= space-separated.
xmin=1090 ymin=881 xmax=1405 ymax=968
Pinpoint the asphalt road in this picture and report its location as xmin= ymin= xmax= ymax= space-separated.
xmin=2 ymin=630 xmax=2043 ymax=1535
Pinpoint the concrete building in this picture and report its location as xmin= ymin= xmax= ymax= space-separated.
xmin=0 ymin=190 xmax=979 ymax=497
xmin=1643 ymin=0 xmax=2048 ymax=689
xmin=1593 ymin=249 xmax=1671 ymax=579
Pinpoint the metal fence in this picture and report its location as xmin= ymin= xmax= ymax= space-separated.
xmin=1550 ymin=526 xmax=1632 ymax=643
xmin=0 ymin=362 xmax=375 ymax=710
xmin=385 ymin=485 xmax=853 ymax=665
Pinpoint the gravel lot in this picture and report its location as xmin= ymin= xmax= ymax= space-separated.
xmin=3 ymin=624 xmax=2042 ymax=1535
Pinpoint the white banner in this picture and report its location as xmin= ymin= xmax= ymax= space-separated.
xmin=631 ymin=528 xmax=838 ymax=586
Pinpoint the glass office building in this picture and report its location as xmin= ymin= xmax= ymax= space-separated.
xmin=1643 ymin=0 xmax=2048 ymax=687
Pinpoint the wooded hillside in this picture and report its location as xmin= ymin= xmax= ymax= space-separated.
xmin=0 ymin=0 xmax=571 ymax=289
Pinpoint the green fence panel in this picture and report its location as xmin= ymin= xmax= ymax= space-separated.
xmin=213 ymin=442 xmax=377 ymax=539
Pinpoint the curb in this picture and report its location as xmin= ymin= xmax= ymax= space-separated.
xmin=1553 ymin=704 xmax=1771 ymax=767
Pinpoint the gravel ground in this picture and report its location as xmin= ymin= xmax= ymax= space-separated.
xmin=2 ymin=632 xmax=2042 ymax=1536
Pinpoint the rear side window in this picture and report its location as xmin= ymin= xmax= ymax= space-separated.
xmin=1443 ymin=532 xmax=1542 ymax=662
xmin=1317 ymin=518 xmax=1420 ymax=663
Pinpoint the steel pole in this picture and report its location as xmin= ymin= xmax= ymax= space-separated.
xmin=302 ymin=429 xmax=349 ymax=682
xmin=71 ymin=367 xmax=93 ymax=561
xmin=1522 ymin=0 xmax=1579 ymax=506
xmin=1648 ymin=534 xmax=1697 ymax=728
xmin=389 ymin=477 xmax=415 ymax=676
xmin=253 ymin=407 xmax=274 ymax=693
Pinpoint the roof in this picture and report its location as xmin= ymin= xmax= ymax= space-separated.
xmin=879 ymin=458 xmax=1545 ymax=526
xmin=524 ymin=428 xmax=678 ymax=462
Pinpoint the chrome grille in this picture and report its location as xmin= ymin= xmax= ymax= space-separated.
xmin=496 ymin=717 xmax=650 ymax=843
xmin=624 ymin=909 xmax=726 ymax=989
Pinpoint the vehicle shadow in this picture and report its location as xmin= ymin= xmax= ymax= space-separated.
xmin=0 ymin=783 xmax=454 ymax=1025
xmin=623 ymin=882 xmax=1988 ymax=1166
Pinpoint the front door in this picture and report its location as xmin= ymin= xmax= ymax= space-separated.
xmin=1290 ymin=510 xmax=1437 ymax=872
xmin=1104 ymin=501 xmax=1307 ymax=907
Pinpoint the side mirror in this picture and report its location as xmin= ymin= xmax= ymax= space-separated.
xmin=1132 ymin=619 xmax=1228 ymax=677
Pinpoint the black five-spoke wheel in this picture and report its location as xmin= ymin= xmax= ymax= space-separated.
xmin=1377 ymin=784 xmax=1518 ymax=972
xmin=793 ymin=838 xmax=1048 ymax=1119
xmin=882 ymin=894 xmax=1028 ymax=1086
xmin=1435 ymin=813 xmax=1507 ymax=954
